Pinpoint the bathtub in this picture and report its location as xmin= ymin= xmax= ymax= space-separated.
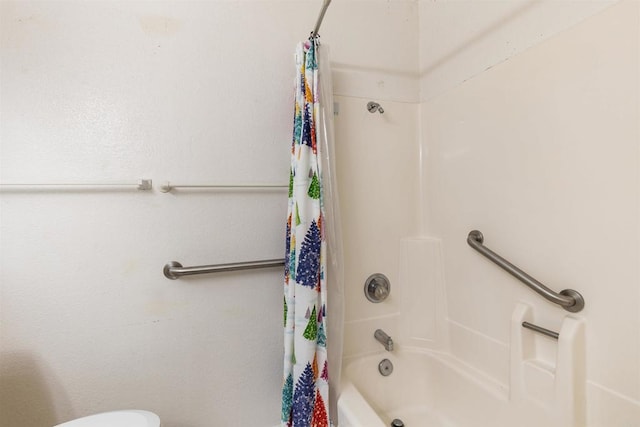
xmin=338 ymin=347 xmax=563 ymax=427
xmin=338 ymin=306 xmax=587 ymax=427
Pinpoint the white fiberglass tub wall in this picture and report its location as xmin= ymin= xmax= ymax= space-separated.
xmin=337 ymin=1 xmax=640 ymax=427
xmin=417 ymin=2 xmax=640 ymax=426
xmin=338 ymin=238 xmax=586 ymax=427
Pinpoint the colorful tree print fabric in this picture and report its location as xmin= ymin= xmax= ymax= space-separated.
xmin=282 ymin=39 xmax=330 ymax=427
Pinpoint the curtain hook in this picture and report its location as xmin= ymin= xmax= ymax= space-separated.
xmin=308 ymin=33 xmax=321 ymax=47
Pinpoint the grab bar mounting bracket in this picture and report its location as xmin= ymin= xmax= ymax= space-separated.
xmin=164 ymin=261 xmax=183 ymax=280
xmin=558 ymin=289 xmax=585 ymax=313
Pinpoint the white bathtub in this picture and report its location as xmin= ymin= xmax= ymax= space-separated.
xmin=338 ymin=348 xmax=559 ymax=427
xmin=338 ymin=307 xmax=586 ymax=427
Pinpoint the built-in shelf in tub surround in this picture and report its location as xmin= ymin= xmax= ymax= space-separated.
xmin=510 ymin=303 xmax=586 ymax=427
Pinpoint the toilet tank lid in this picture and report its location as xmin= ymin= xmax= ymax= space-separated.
xmin=54 ymin=410 xmax=160 ymax=427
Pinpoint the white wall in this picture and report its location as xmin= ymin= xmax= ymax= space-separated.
xmin=0 ymin=2 xmax=293 ymax=426
xmin=0 ymin=1 xmax=418 ymax=426
xmin=419 ymin=0 xmax=617 ymax=101
xmin=420 ymin=1 xmax=640 ymax=424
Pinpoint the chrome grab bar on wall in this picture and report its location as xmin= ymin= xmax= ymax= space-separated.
xmin=522 ymin=321 xmax=559 ymax=340
xmin=159 ymin=182 xmax=288 ymax=193
xmin=467 ymin=230 xmax=585 ymax=312
xmin=163 ymin=259 xmax=284 ymax=279
xmin=0 ymin=179 xmax=152 ymax=191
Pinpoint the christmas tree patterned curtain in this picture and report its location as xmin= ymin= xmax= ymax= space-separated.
xmin=281 ymin=38 xmax=330 ymax=427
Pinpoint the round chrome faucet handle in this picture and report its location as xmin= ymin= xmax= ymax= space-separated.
xmin=364 ymin=273 xmax=390 ymax=303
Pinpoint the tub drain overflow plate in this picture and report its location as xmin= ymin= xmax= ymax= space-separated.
xmin=378 ymin=358 xmax=393 ymax=376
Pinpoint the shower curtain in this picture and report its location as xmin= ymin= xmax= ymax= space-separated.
xmin=282 ymin=38 xmax=343 ymax=427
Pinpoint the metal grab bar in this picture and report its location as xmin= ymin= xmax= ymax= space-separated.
xmin=522 ymin=321 xmax=559 ymax=340
xmin=160 ymin=182 xmax=288 ymax=193
xmin=467 ymin=230 xmax=584 ymax=312
xmin=0 ymin=179 xmax=152 ymax=191
xmin=163 ymin=259 xmax=284 ymax=279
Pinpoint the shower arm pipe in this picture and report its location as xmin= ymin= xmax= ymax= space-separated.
xmin=164 ymin=259 xmax=285 ymax=279
xmin=311 ymin=0 xmax=332 ymax=38
xmin=467 ymin=230 xmax=585 ymax=312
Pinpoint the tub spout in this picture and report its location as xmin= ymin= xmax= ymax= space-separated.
xmin=374 ymin=329 xmax=394 ymax=351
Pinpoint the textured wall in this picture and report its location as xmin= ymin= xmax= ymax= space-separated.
xmin=0 ymin=2 xmax=291 ymax=426
xmin=0 ymin=1 xmax=418 ymax=426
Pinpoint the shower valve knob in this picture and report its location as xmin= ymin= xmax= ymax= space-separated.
xmin=364 ymin=273 xmax=390 ymax=303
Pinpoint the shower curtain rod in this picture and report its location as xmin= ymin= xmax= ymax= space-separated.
xmin=311 ymin=0 xmax=332 ymax=38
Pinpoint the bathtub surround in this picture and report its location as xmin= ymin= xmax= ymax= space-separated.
xmin=338 ymin=0 xmax=640 ymax=426
xmin=420 ymin=2 xmax=640 ymax=424
xmin=511 ymin=304 xmax=587 ymax=427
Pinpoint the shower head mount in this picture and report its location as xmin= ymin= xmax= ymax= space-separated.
xmin=367 ymin=101 xmax=384 ymax=114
